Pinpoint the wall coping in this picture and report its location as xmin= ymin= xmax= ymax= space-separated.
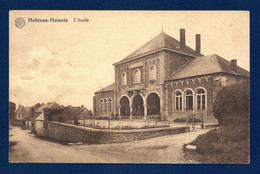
xmin=49 ymin=121 xmax=190 ymax=134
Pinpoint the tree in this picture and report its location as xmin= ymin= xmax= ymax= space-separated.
xmin=34 ymin=103 xmax=42 ymax=110
xmin=9 ymin=101 xmax=16 ymax=120
xmin=213 ymin=81 xmax=249 ymax=125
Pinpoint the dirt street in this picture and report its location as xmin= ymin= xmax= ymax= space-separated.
xmin=9 ymin=125 xmax=210 ymax=163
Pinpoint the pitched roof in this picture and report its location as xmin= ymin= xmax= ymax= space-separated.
xmin=34 ymin=102 xmax=63 ymax=113
xmin=22 ymin=107 xmax=32 ymax=113
xmin=35 ymin=112 xmax=44 ymax=121
xmin=115 ymin=31 xmax=202 ymax=64
xmin=57 ymin=106 xmax=89 ymax=120
xmin=166 ymin=54 xmax=249 ymax=81
xmin=95 ymin=83 xmax=115 ymax=93
xmin=62 ymin=107 xmax=86 ymax=115
xmin=16 ymin=106 xmax=32 ymax=114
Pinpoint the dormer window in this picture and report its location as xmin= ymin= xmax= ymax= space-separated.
xmin=133 ymin=69 xmax=141 ymax=84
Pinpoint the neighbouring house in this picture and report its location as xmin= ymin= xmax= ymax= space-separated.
xmin=34 ymin=112 xmax=45 ymax=136
xmin=14 ymin=105 xmax=33 ymax=128
xmin=32 ymin=102 xmax=63 ymax=131
xmin=93 ymin=29 xmax=249 ymax=122
xmin=52 ymin=105 xmax=91 ymax=123
xmin=33 ymin=102 xmax=91 ymax=135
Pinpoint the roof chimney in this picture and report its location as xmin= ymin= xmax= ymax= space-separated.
xmin=196 ymin=34 xmax=201 ymax=54
xmin=180 ymin=28 xmax=186 ymax=49
xmin=231 ymin=59 xmax=237 ymax=73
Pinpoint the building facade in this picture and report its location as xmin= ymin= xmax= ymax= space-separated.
xmin=93 ymin=29 xmax=249 ymax=122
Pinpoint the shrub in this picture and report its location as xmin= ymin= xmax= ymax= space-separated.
xmin=173 ymin=117 xmax=201 ymax=123
xmin=213 ymin=80 xmax=249 ymax=125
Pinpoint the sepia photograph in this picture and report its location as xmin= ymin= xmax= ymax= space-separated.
xmin=9 ymin=11 xmax=250 ymax=164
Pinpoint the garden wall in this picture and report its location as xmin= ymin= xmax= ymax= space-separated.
xmin=44 ymin=121 xmax=190 ymax=144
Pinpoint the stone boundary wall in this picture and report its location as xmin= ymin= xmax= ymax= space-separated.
xmin=45 ymin=121 xmax=190 ymax=144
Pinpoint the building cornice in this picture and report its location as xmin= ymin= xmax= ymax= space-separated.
xmin=113 ymin=47 xmax=199 ymax=66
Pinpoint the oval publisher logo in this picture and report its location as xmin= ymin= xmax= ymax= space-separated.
xmin=15 ymin=17 xmax=25 ymax=28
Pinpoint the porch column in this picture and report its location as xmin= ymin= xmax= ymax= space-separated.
xmin=165 ymin=88 xmax=169 ymax=117
xmin=129 ymin=105 xmax=133 ymax=119
xmin=143 ymin=103 xmax=148 ymax=120
xmin=118 ymin=105 xmax=121 ymax=120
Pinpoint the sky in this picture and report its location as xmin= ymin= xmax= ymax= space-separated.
xmin=9 ymin=11 xmax=250 ymax=110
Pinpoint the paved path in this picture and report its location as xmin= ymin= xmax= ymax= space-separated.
xmin=9 ymin=125 xmax=210 ymax=163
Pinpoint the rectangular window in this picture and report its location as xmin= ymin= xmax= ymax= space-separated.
xmin=186 ymin=96 xmax=193 ymax=110
xmin=176 ymin=97 xmax=178 ymax=109
xmin=179 ymin=97 xmax=182 ymax=110
xmin=197 ymin=96 xmax=201 ymax=109
xmin=202 ymin=95 xmax=205 ymax=110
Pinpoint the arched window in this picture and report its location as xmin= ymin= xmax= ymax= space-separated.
xmin=196 ymin=89 xmax=206 ymax=110
xmin=104 ymin=99 xmax=108 ymax=112
xmin=133 ymin=69 xmax=141 ymax=84
xmin=100 ymin=99 xmax=103 ymax=112
xmin=149 ymin=65 xmax=156 ymax=81
xmin=108 ymin=98 xmax=112 ymax=112
xmin=175 ymin=91 xmax=182 ymax=110
xmin=185 ymin=90 xmax=193 ymax=110
xmin=122 ymin=72 xmax=127 ymax=86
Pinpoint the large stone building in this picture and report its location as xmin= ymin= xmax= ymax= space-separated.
xmin=93 ymin=29 xmax=249 ymax=122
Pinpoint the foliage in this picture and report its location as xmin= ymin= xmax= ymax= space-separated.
xmin=9 ymin=101 xmax=16 ymax=120
xmin=185 ymin=80 xmax=250 ymax=164
xmin=187 ymin=113 xmax=249 ymax=163
xmin=173 ymin=117 xmax=201 ymax=123
xmin=213 ymin=81 xmax=249 ymax=125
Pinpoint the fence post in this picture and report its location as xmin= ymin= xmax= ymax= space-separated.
xmin=201 ymin=113 xmax=204 ymax=129
xmin=92 ymin=115 xmax=95 ymax=128
xmin=148 ymin=116 xmax=150 ymax=128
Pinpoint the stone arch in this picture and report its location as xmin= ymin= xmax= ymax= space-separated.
xmin=201 ymin=78 xmax=207 ymax=83
xmin=146 ymin=92 xmax=161 ymax=115
xmin=100 ymin=98 xmax=104 ymax=113
xmin=167 ymin=83 xmax=172 ymax=89
xmin=119 ymin=96 xmax=130 ymax=116
xmin=208 ymin=77 xmax=213 ymax=84
xmin=118 ymin=94 xmax=131 ymax=106
xmin=121 ymin=72 xmax=127 ymax=86
xmin=194 ymin=86 xmax=208 ymax=111
xmin=195 ymin=79 xmax=200 ymax=84
xmin=133 ymin=69 xmax=141 ymax=84
xmin=108 ymin=97 xmax=113 ymax=112
xmin=149 ymin=64 xmax=156 ymax=81
xmin=104 ymin=98 xmax=108 ymax=112
xmin=183 ymin=88 xmax=195 ymax=110
xmin=177 ymin=81 xmax=182 ymax=86
xmin=131 ymin=93 xmax=144 ymax=116
xmin=172 ymin=89 xmax=183 ymax=111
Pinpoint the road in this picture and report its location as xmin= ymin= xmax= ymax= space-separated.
xmin=9 ymin=125 xmax=210 ymax=163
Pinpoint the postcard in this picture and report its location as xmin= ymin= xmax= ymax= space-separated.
xmin=9 ymin=11 xmax=250 ymax=164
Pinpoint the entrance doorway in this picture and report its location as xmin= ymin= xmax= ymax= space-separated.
xmin=132 ymin=94 xmax=144 ymax=116
xmin=119 ymin=96 xmax=130 ymax=117
xmin=147 ymin=93 xmax=160 ymax=115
